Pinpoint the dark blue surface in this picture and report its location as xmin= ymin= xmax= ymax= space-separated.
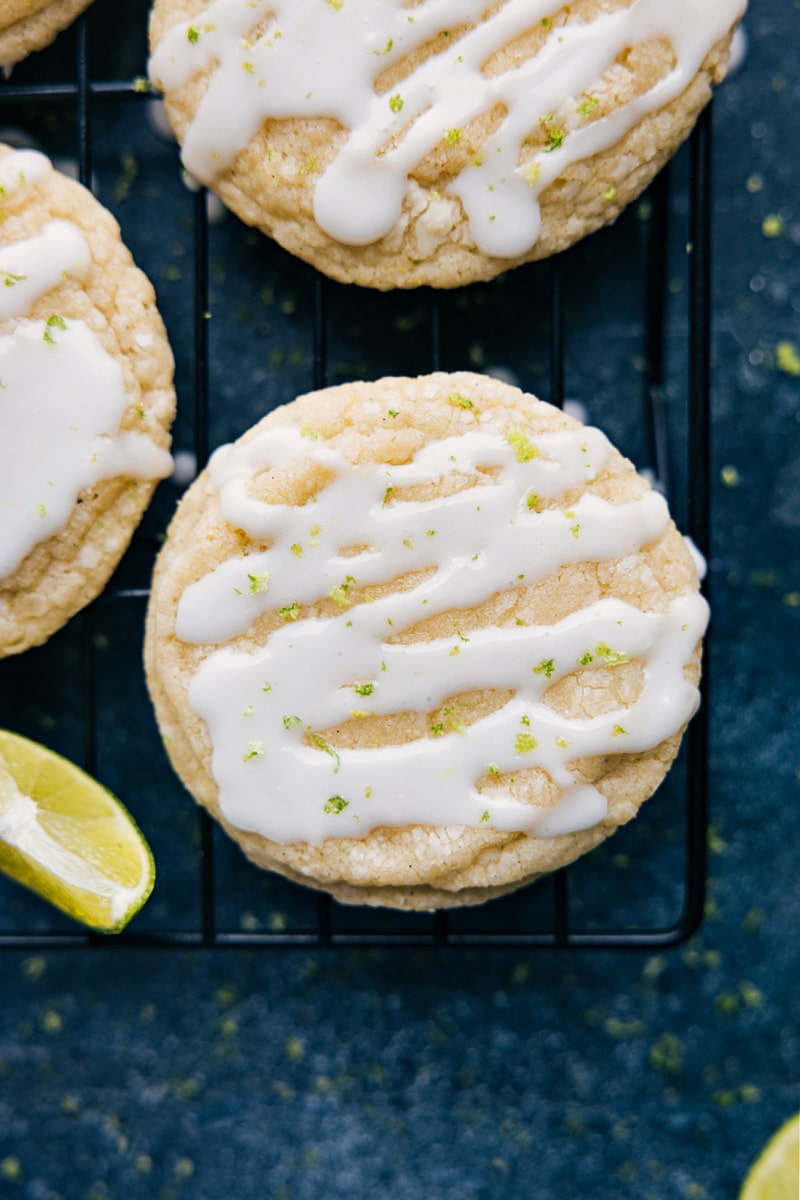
xmin=0 ymin=3 xmax=798 ymax=1197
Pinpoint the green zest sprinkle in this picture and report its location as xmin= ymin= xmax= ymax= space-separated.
xmin=300 ymin=426 xmax=319 ymax=440
xmin=280 ymin=602 xmax=299 ymax=621
xmin=247 ymin=571 xmax=269 ymax=595
xmin=42 ymin=314 xmax=67 ymax=344
xmin=444 ymin=128 xmax=462 ymax=144
xmin=0 ymin=270 xmax=25 ymax=287
xmin=330 ymin=575 xmax=356 ymax=607
xmin=353 ymin=683 xmax=374 ymax=697
xmin=578 ymin=651 xmax=593 ymax=666
xmin=555 ymin=737 xmax=570 ymax=749
xmin=546 ymin=127 xmax=564 ymax=152
xmin=387 ymin=409 xmax=399 ymax=418
xmin=487 ymin=763 xmax=500 ymax=777
xmin=282 ymin=715 xmax=302 ymax=729
xmin=243 ymin=739 xmax=263 ymax=762
xmin=448 ymin=392 xmax=474 ymax=409
xmin=389 ymin=94 xmax=404 ymax=113
xmin=383 ymin=486 xmax=394 ymax=505
xmin=515 ymin=733 xmax=538 ymax=754
xmin=595 ymin=642 xmax=628 ymax=666
xmin=762 ymin=214 xmax=784 ymax=238
xmin=187 ymin=26 xmax=200 ymax=43
xmin=480 ymin=811 xmax=490 ymax=824
xmin=612 ymin=725 xmax=628 ymax=737
xmin=526 ymin=490 xmax=539 ymax=510
xmin=430 ymin=722 xmax=445 ymax=736
xmin=776 ymin=340 xmax=800 ymax=376
xmin=533 ymin=659 xmax=555 ymax=679
xmin=311 ymin=735 xmax=340 ymax=772
xmin=506 ymin=428 xmax=540 ymax=462
xmin=290 ymin=543 xmax=303 ymax=558
xmin=243 ymin=705 xmax=254 ymax=717
xmin=38 ymin=504 xmax=46 ymax=518
xmin=323 ymin=795 xmax=349 ymax=815
xmin=577 ymin=96 xmax=600 ymax=116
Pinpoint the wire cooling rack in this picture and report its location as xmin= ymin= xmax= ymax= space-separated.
xmin=0 ymin=4 xmax=712 ymax=950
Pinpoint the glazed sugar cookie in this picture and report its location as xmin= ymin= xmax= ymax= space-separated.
xmin=0 ymin=145 xmax=175 ymax=657
xmin=0 ymin=1 xmax=94 ymax=68
xmin=149 ymin=0 xmax=745 ymax=290
xmin=145 ymin=372 xmax=708 ymax=910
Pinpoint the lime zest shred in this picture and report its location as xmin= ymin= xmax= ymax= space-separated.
xmin=506 ymin=428 xmax=540 ymax=462
xmin=247 ymin=571 xmax=269 ymax=595
xmin=243 ymin=739 xmax=263 ymax=761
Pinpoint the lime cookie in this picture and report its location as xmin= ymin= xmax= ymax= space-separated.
xmin=0 ymin=1 xmax=95 ymax=68
xmin=0 ymin=145 xmax=175 ymax=657
xmin=144 ymin=372 xmax=708 ymax=910
xmin=149 ymin=0 xmax=745 ymax=290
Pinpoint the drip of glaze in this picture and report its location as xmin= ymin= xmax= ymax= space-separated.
xmin=0 ymin=150 xmax=173 ymax=578
xmin=0 ymin=319 xmax=173 ymax=578
xmin=175 ymin=422 xmax=708 ymax=845
xmin=150 ymin=0 xmax=745 ymax=258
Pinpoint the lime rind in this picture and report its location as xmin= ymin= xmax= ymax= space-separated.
xmin=739 ymin=1112 xmax=800 ymax=1200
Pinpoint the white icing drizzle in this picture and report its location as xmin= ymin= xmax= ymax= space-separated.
xmin=0 ymin=148 xmax=51 ymax=196
xmin=0 ymin=150 xmax=174 ymax=579
xmin=149 ymin=0 xmax=745 ymax=258
xmin=0 ymin=220 xmax=90 ymax=319
xmin=176 ymin=422 xmax=709 ymax=845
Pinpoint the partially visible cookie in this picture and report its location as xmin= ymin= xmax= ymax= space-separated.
xmin=149 ymin=0 xmax=746 ymax=289
xmin=0 ymin=0 xmax=94 ymax=68
xmin=0 ymin=145 xmax=176 ymax=657
xmin=144 ymin=371 xmax=708 ymax=910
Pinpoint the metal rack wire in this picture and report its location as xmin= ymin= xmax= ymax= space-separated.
xmin=0 ymin=7 xmax=711 ymax=950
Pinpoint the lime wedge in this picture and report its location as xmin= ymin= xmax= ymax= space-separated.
xmin=0 ymin=730 xmax=155 ymax=933
xmin=740 ymin=1113 xmax=800 ymax=1200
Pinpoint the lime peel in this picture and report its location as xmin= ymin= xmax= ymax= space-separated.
xmin=0 ymin=731 xmax=155 ymax=933
xmin=739 ymin=1112 xmax=800 ymax=1200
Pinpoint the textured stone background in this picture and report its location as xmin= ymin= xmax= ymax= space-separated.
xmin=0 ymin=2 xmax=797 ymax=1198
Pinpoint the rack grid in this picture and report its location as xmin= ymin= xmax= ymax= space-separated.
xmin=0 ymin=7 xmax=712 ymax=950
